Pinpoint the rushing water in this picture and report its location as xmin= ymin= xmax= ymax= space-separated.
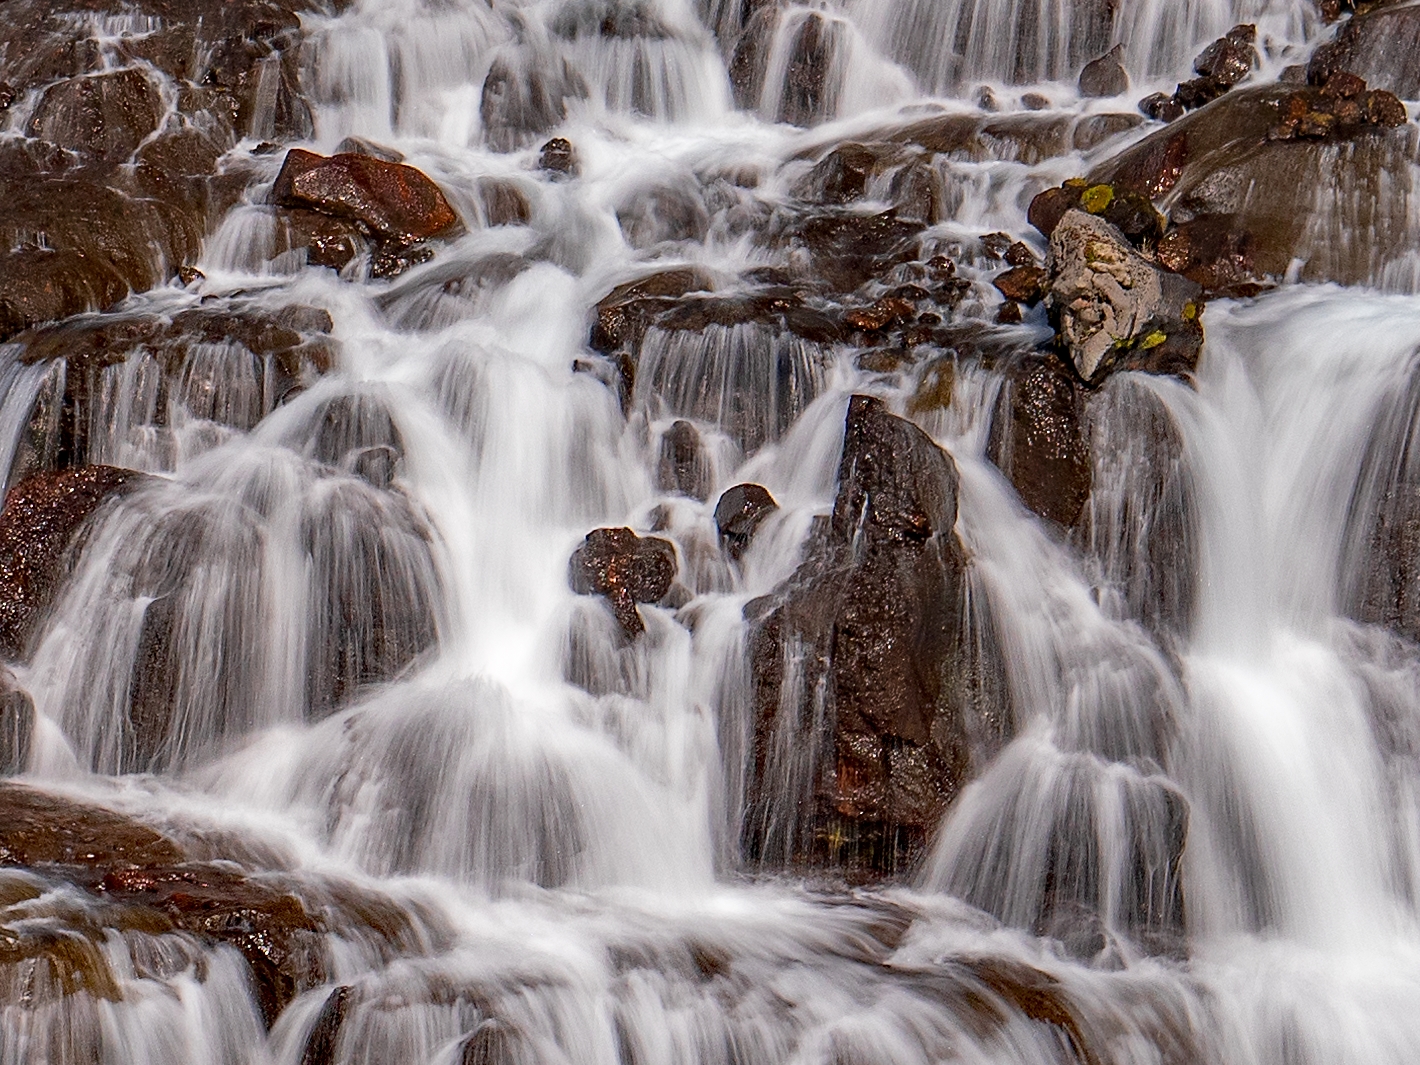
xmin=5 ymin=0 xmax=1420 ymax=1062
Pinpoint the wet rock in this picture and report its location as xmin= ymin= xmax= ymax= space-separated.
xmin=1156 ymin=215 xmax=1265 ymax=297
xmin=277 ymin=209 xmax=368 ymax=273
xmin=569 ymin=527 xmax=678 ymax=638
xmin=1092 ymin=84 xmax=1417 ymax=287
xmin=992 ymin=265 xmax=1049 ymax=306
xmin=97 ymin=863 xmax=325 ymax=1026
xmin=1308 ymin=2 xmax=1420 ymax=98
xmin=1141 ymin=25 xmax=1257 ymax=120
xmin=791 ymin=209 xmax=925 ymax=292
xmin=1046 ymin=210 xmax=1203 ymax=384
xmin=1079 ymin=45 xmax=1128 ymax=98
xmin=987 ymin=354 xmax=1092 ymax=527
xmin=27 ymin=69 xmax=164 ymax=165
xmin=656 ymin=420 xmax=712 ymax=501
xmin=538 ymin=137 xmax=580 ymax=177
xmin=714 ymin=483 xmax=778 ymax=559
xmin=0 ymin=671 xmax=34 ymax=776
xmin=743 ymin=396 xmax=997 ymax=877
xmin=891 ymin=112 xmax=1079 ymax=165
xmin=478 ymin=178 xmax=532 ymax=226
xmin=0 ymin=783 xmax=184 ymax=868
xmin=728 ymin=3 xmax=779 ymax=111
xmin=1027 ymin=179 xmax=1165 ymax=247
xmin=589 ymin=267 xmax=714 ymax=357
xmin=273 ymin=149 xmax=463 ymax=249
xmin=0 ymin=466 xmax=149 ymax=658
xmin=460 ymin=1020 xmax=522 ymax=1065
xmin=480 ymin=56 xmax=587 ymax=153
xmin=334 ymin=137 xmax=403 ymax=162
xmin=299 ymin=986 xmax=352 ymax=1065
xmin=617 ymin=184 xmax=710 ymax=248
xmin=779 ymin=12 xmax=838 ymax=126
xmin=797 ymin=143 xmax=886 ymax=204
xmin=1266 ymin=76 xmax=1407 ymax=141
xmin=845 ymin=296 xmax=917 ymax=332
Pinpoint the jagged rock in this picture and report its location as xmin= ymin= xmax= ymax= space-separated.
xmin=1079 ymin=45 xmax=1129 ymax=98
xmin=1139 ymin=91 xmax=1186 ymax=123
xmin=26 ymin=69 xmax=164 ymax=164
xmin=987 ymin=354 xmax=1092 ymax=527
xmin=714 ymin=483 xmax=778 ymax=559
xmin=1142 ymin=24 xmax=1256 ymax=120
xmin=992 ymin=265 xmax=1049 ymax=305
xmin=743 ymin=396 xmax=999 ymax=876
xmin=0 ymin=466 xmax=149 ymax=658
xmin=299 ymin=986 xmax=353 ymax=1065
xmin=569 ymin=528 xmax=678 ymax=638
xmin=1309 ymin=2 xmax=1420 ymax=98
xmin=1092 ymin=84 xmax=1416 ymax=287
xmin=273 ymin=150 xmax=463 ymax=250
xmin=1046 ymin=210 xmax=1203 ymax=384
xmin=589 ymin=268 xmax=714 ymax=357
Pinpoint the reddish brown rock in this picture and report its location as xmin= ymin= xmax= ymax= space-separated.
xmin=992 ymin=265 xmax=1049 ymax=305
xmin=273 ymin=149 xmax=462 ymax=248
xmin=0 ymin=466 xmax=149 ymax=658
xmin=0 ymin=783 xmax=184 ymax=868
xmin=743 ymin=396 xmax=1003 ymax=877
xmin=569 ymin=528 xmax=678 ymax=638
xmin=714 ymin=483 xmax=779 ymax=559
xmin=987 ymin=355 xmax=1092 ymax=528
xmin=26 ymin=69 xmax=164 ymax=164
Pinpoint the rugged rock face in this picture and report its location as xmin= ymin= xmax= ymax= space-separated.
xmin=569 ymin=527 xmax=679 ymax=638
xmin=743 ymin=396 xmax=1003 ymax=876
xmin=0 ymin=466 xmax=149 ymax=658
xmin=1046 ymin=210 xmax=1204 ymax=384
xmin=1140 ymin=24 xmax=1257 ymax=121
xmin=0 ymin=0 xmax=336 ymax=338
xmin=1094 ymin=84 xmax=1416 ymax=289
xmin=1309 ymin=2 xmax=1420 ymax=98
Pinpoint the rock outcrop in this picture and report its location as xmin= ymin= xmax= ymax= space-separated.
xmin=743 ymin=396 xmax=1003 ymax=876
xmin=1309 ymin=2 xmax=1420 ymax=99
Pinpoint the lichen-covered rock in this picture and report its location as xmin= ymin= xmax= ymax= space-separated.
xmin=1046 ymin=210 xmax=1203 ymax=384
xmin=569 ymin=527 xmax=678 ymax=638
xmin=743 ymin=396 xmax=1003 ymax=876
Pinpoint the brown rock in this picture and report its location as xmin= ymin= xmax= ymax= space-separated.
xmin=1193 ymin=24 xmax=1256 ymax=87
xmin=26 ymin=69 xmax=164 ymax=165
xmin=779 ymin=12 xmax=838 ymax=126
xmin=743 ymin=396 xmax=1000 ymax=876
xmin=589 ymin=268 xmax=713 ymax=355
xmin=1139 ymin=92 xmax=1186 ymax=123
xmin=480 ymin=56 xmax=587 ymax=153
xmin=0 ymin=466 xmax=149 ymax=658
xmin=656 ymin=420 xmax=711 ymax=501
xmin=992 ymin=265 xmax=1049 ymax=305
xmin=987 ymin=355 xmax=1092 ymax=527
xmin=714 ymin=483 xmax=779 ymax=559
xmin=300 ymin=986 xmax=352 ymax=1065
xmin=1157 ymin=215 xmax=1264 ymax=296
xmin=0 ymin=671 xmax=34 ymax=776
xmin=478 ymin=178 xmax=531 ymax=226
xmin=1079 ymin=45 xmax=1128 ymax=98
xmin=1308 ymin=2 xmax=1420 ymax=98
xmin=272 ymin=149 xmax=462 ymax=248
xmin=0 ymin=782 xmax=184 ymax=868
xmin=845 ymin=296 xmax=916 ymax=331
xmin=538 ymin=137 xmax=579 ymax=176
xmin=569 ymin=528 xmax=678 ymax=638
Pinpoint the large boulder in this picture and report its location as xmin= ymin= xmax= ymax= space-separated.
xmin=26 ymin=69 xmax=165 ymax=164
xmin=1092 ymin=83 xmax=1415 ymax=288
xmin=743 ymin=396 xmax=1003 ymax=876
xmin=1046 ymin=210 xmax=1203 ymax=384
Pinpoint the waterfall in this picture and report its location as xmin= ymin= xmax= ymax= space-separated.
xmin=2 ymin=0 xmax=1420 ymax=1061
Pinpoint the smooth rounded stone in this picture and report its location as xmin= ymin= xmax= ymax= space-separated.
xmin=714 ymin=483 xmax=779 ymax=558
xmin=0 ymin=466 xmax=149 ymax=659
xmin=0 ymin=782 xmax=184 ymax=868
xmin=568 ymin=527 xmax=678 ymax=638
xmin=273 ymin=149 xmax=463 ymax=247
xmin=987 ymin=353 xmax=1092 ymax=528
xmin=26 ymin=69 xmax=164 ymax=164
xmin=992 ymin=265 xmax=1049 ymax=305
xmin=334 ymin=136 xmax=404 ymax=162
xmin=742 ymin=396 xmax=1002 ymax=878
xmin=590 ymin=267 xmax=715 ymax=356
xmin=1078 ymin=45 xmax=1128 ymax=98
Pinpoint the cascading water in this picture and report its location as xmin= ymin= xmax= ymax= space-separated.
xmin=2 ymin=0 xmax=1420 ymax=1061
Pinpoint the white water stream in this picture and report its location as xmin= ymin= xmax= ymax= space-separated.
xmin=5 ymin=0 xmax=1420 ymax=1062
